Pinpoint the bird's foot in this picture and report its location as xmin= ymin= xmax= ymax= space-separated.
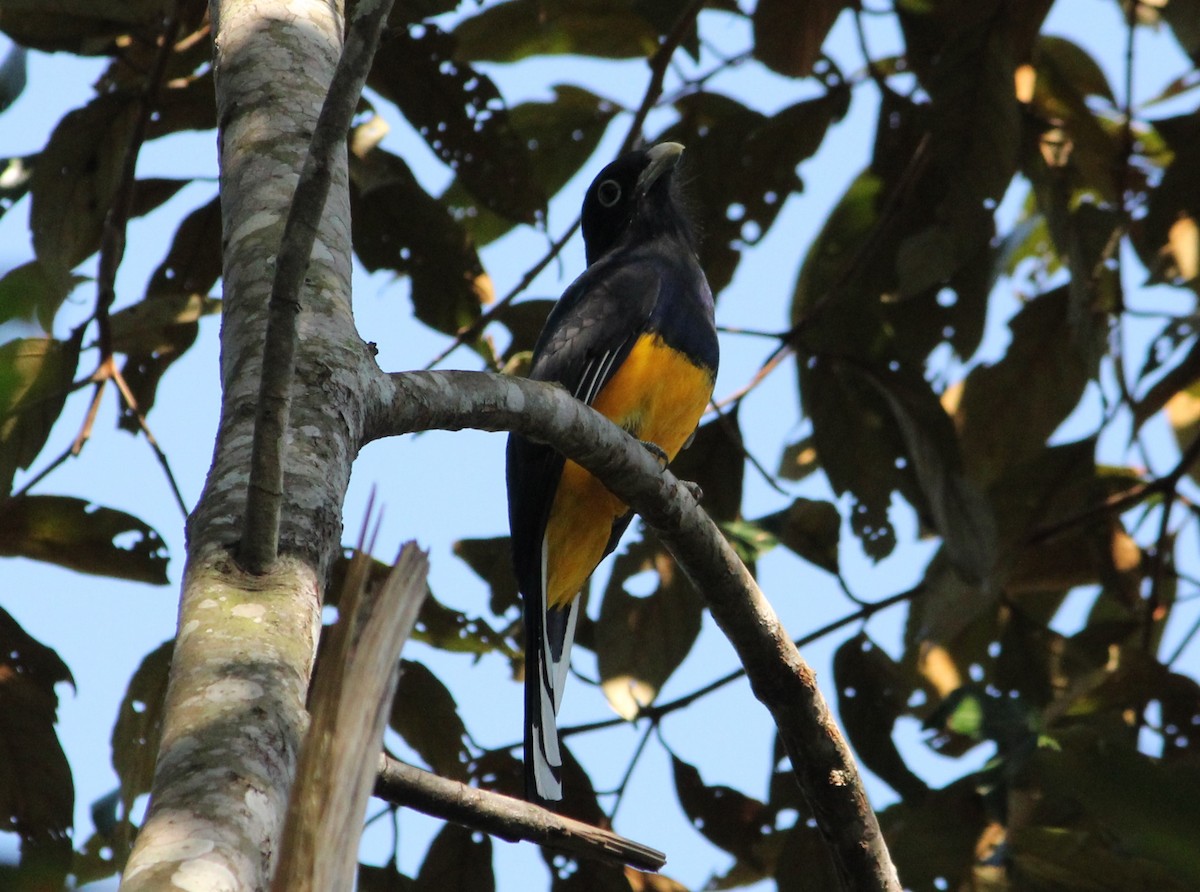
xmin=681 ymin=480 xmax=704 ymax=501
xmin=639 ymin=439 xmax=669 ymax=468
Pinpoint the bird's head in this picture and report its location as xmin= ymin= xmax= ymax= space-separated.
xmin=580 ymin=142 xmax=693 ymax=266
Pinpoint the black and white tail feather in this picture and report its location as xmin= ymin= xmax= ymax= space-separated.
xmin=523 ymin=533 xmax=581 ymax=802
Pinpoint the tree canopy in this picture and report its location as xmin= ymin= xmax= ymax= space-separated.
xmin=1 ymin=0 xmax=1200 ymax=889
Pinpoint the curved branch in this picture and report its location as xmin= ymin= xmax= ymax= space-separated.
xmin=367 ymin=369 xmax=901 ymax=892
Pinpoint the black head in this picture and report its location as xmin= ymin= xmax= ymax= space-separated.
xmin=580 ymin=142 xmax=693 ymax=266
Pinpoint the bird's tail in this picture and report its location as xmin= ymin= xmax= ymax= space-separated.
xmin=524 ymin=538 xmax=579 ymax=802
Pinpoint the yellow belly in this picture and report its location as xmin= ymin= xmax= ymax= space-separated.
xmin=543 ymin=334 xmax=715 ymax=607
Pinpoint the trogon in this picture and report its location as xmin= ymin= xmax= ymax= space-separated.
xmin=506 ymin=142 xmax=719 ymax=802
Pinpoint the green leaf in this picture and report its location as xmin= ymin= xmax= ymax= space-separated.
xmin=390 ymin=660 xmax=471 ymax=781
xmin=112 ymin=640 xmax=172 ymax=834
xmin=752 ymin=0 xmax=848 ymax=78
xmin=834 ymin=634 xmax=928 ymax=801
xmin=596 ymin=533 xmax=703 ymax=719
xmin=1139 ymin=111 xmax=1200 ymax=291
xmin=0 ymin=495 xmax=169 ymax=584
xmin=440 ymin=85 xmax=618 ymax=246
xmin=350 ymin=147 xmax=490 ymax=336
xmin=0 ymin=334 xmax=81 ymax=496
xmin=755 ymin=497 xmax=840 ymax=575
xmin=358 ymin=863 xmax=415 ymax=892
xmin=0 ymin=260 xmax=85 ymax=332
xmin=452 ymin=0 xmax=658 ymax=63
xmin=0 ymin=606 xmax=74 ymax=845
xmin=369 ymin=24 xmax=543 ymax=224
xmin=493 ymin=299 xmax=554 ymax=365
xmin=30 ymin=92 xmax=139 ymax=276
xmin=414 ymin=823 xmax=493 ymax=892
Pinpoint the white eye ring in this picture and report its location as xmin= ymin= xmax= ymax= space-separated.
xmin=596 ymin=179 xmax=622 ymax=208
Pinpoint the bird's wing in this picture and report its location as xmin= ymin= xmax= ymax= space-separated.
xmin=507 ymin=259 xmax=662 ymax=801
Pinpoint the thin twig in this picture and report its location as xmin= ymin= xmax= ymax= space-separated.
xmin=240 ymin=0 xmax=395 ymax=573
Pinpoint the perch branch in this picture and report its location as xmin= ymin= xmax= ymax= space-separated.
xmin=368 ymin=369 xmax=901 ymax=892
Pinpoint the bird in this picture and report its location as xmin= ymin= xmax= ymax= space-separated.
xmin=505 ymin=142 xmax=719 ymax=802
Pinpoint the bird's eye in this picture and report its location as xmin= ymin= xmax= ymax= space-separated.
xmin=596 ymin=179 xmax=622 ymax=208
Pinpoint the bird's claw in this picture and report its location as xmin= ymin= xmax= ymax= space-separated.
xmin=639 ymin=439 xmax=669 ymax=468
xmin=681 ymin=480 xmax=703 ymax=501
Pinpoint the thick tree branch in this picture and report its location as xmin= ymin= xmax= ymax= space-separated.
xmin=240 ymin=0 xmax=395 ymax=573
xmin=374 ymin=756 xmax=666 ymax=873
xmin=366 ymin=370 xmax=901 ymax=892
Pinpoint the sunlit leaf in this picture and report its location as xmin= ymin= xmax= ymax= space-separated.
xmin=1166 ymin=380 xmax=1200 ymax=487
xmin=776 ymin=434 xmax=819 ymax=483
xmin=452 ymin=0 xmax=658 ymax=63
xmin=597 ymin=533 xmax=703 ymax=719
xmin=0 ymin=495 xmax=169 ymax=584
xmin=30 ymin=92 xmax=139 ymax=276
xmin=0 ymin=334 xmax=81 ymax=496
xmin=109 ymin=293 xmax=221 ymax=357
xmin=0 ymin=154 xmax=35 ymax=222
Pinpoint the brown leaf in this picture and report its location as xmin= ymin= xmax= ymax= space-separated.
xmin=0 ymin=607 xmax=74 ymax=843
xmin=0 ymin=334 xmax=81 ymax=496
xmin=30 ymin=92 xmax=139 ymax=276
xmin=370 ymin=24 xmax=542 ymax=224
xmin=834 ymin=634 xmax=928 ymax=801
xmin=752 ymin=0 xmax=848 ymax=78
xmin=597 ymin=534 xmax=703 ymax=719
xmin=350 ymin=147 xmax=489 ymax=336
xmin=453 ymin=536 xmax=519 ymax=616
xmin=658 ymin=87 xmax=848 ymax=295
xmin=671 ymin=755 xmax=771 ymax=864
xmin=955 ymin=287 xmax=1098 ymax=488
xmin=0 ymin=495 xmax=169 ymax=584
xmin=773 ymin=821 xmax=840 ymax=891
xmin=389 ymin=660 xmax=471 ymax=782
xmin=413 ymin=823 xmax=494 ymax=892
xmin=112 ymin=640 xmax=173 ymax=827
xmin=667 ymin=407 xmax=744 ymax=524
xmin=755 ymin=497 xmax=840 ymax=575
